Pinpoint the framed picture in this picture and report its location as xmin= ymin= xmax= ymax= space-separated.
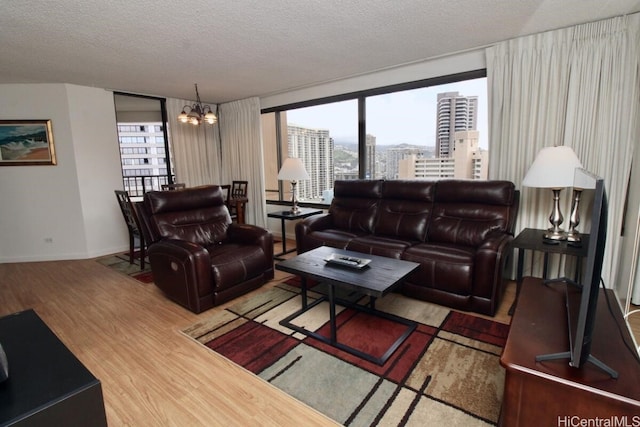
xmin=0 ymin=120 xmax=56 ymax=166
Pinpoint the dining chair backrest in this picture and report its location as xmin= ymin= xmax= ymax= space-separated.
xmin=114 ymin=190 xmax=147 ymax=269
xmin=231 ymin=180 xmax=248 ymax=198
xmin=161 ymin=183 xmax=186 ymax=191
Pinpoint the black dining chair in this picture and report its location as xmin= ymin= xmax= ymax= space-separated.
xmin=114 ymin=190 xmax=146 ymax=269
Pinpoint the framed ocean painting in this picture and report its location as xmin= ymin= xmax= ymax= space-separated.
xmin=0 ymin=120 xmax=56 ymax=166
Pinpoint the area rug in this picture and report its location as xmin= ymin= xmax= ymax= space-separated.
xmin=182 ymin=278 xmax=510 ymax=426
xmin=96 ymin=251 xmax=153 ymax=283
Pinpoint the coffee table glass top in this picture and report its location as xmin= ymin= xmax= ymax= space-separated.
xmin=275 ymin=246 xmax=419 ymax=297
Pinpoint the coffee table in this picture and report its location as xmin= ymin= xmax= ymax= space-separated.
xmin=275 ymin=246 xmax=420 ymax=365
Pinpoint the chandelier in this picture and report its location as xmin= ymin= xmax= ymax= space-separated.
xmin=177 ymin=84 xmax=217 ymax=125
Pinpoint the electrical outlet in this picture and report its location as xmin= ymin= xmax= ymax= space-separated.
xmin=44 ymin=237 xmax=53 ymax=243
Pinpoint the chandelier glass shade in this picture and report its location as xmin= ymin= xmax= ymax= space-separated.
xmin=178 ymin=84 xmax=217 ymax=125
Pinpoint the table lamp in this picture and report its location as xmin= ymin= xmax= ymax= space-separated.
xmin=567 ymin=168 xmax=597 ymax=243
xmin=277 ymin=157 xmax=310 ymax=214
xmin=522 ymin=146 xmax=583 ymax=241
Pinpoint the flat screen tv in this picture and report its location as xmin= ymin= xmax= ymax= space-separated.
xmin=536 ymin=168 xmax=618 ymax=378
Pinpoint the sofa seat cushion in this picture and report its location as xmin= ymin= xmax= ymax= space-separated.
xmin=207 ymin=243 xmax=268 ymax=292
xmin=402 ymin=243 xmax=475 ymax=295
xmin=301 ymin=229 xmax=365 ymax=250
xmin=346 ymin=235 xmax=413 ymax=259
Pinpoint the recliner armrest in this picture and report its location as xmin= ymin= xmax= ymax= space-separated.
xmin=227 ymin=223 xmax=274 ymax=261
xmin=147 ymin=238 xmax=214 ymax=301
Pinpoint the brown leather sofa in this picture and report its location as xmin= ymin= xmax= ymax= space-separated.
xmin=295 ymin=179 xmax=519 ymax=316
xmin=139 ymin=185 xmax=274 ymax=313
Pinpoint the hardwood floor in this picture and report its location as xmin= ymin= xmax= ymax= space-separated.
xmin=0 ymin=240 xmax=638 ymax=426
xmin=0 ymin=254 xmax=337 ymax=426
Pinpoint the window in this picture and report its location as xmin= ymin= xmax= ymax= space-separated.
xmin=261 ymin=71 xmax=487 ymax=206
xmin=114 ymin=93 xmax=176 ymax=197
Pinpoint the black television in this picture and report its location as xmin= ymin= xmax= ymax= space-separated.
xmin=536 ymin=168 xmax=618 ymax=378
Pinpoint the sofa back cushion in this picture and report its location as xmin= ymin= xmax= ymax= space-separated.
xmin=375 ymin=180 xmax=435 ymax=241
xmin=329 ymin=180 xmax=383 ymax=233
xmin=428 ymin=180 xmax=517 ymax=247
xmin=143 ymin=185 xmax=230 ymax=246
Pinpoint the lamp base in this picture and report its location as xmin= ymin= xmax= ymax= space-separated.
xmin=544 ymin=229 xmax=567 ymax=241
xmin=289 ymin=205 xmax=301 ymax=214
xmin=566 ymin=231 xmax=581 ymax=243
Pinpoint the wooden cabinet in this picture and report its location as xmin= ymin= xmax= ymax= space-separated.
xmin=500 ymin=277 xmax=640 ymax=426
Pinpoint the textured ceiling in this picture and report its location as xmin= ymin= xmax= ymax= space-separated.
xmin=1 ymin=0 xmax=639 ymax=104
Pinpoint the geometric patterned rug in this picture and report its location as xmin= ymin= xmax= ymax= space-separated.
xmin=182 ymin=278 xmax=510 ymax=426
xmin=95 ymin=251 xmax=154 ymax=283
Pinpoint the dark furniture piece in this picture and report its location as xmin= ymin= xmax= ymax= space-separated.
xmin=0 ymin=309 xmax=108 ymax=427
xmin=115 ymin=189 xmax=146 ymax=269
xmin=161 ymin=183 xmax=186 ymax=191
xmin=508 ymin=227 xmax=589 ymax=314
xmin=229 ymin=180 xmax=248 ymax=221
xmin=276 ymin=246 xmax=420 ymax=365
xmin=220 ymin=183 xmax=248 ymax=224
xmin=268 ymin=208 xmax=323 ymax=260
xmin=296 ymin=179 xmax=519 ymax=316
xmin=499 ymin=277 xmax=640 ymax=426
xmin=138 ymin=185 xmax=274 ymax=313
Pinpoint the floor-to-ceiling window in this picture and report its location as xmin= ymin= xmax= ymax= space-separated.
xmin=113 ymin=93 xmax=176 ymax=197
xmin=262 ymin=70 xmax=487 ymax=207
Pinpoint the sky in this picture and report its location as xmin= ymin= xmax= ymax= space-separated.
xmin=287 ymin=78 xmax=488 ymax=149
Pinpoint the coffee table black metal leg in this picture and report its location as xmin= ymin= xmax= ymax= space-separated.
xmin=301 ymin=276 xmax=308 ymax=309
xmin=328 ymin=284 xmax=336 ymax=343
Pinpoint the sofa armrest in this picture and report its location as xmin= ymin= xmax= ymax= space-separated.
xmin=227 ymin=223 xmax=274 ymax=261
xmin=473 ymin=232 xmax=514 ymax=309
xmin=295 ymin=213 xmax=333 ymax=252
xmin=295 ymin=213 xmax=333 ymax=237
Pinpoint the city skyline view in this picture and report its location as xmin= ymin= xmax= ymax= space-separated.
xmin=287 ymin=77 xmax=488 ymax=149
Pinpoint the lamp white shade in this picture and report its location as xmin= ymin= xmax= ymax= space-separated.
xmin=277 ymin=157 xmax=310 ymax=181
xmin=522 ymin=146 xmax=583 ymax=188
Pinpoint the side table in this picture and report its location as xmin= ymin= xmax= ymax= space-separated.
xmin=508 ymin=228 xmax=589 ymax=314
xmin=268 ymin=207 xmax=322 ymax=260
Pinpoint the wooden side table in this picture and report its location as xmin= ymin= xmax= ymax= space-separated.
xmin=509 ymin=228 xmax=589 ymax=314
xmin=267 ymin=207 xmax=322 ymax=260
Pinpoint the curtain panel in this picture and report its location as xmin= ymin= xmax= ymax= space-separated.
xmin=166 ymin=97 xmax=222 ymax=187
xmin=486 ymin=13 xmax=640 ymax=289
xmin=218 ymin=97 xmax=267 ymax=228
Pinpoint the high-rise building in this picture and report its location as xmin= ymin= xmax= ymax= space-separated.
xmin=398 ymin=130 xmax=487 ymax=180
xmin=287 ymin=124 xmax=334 ymax=201
xmin=436 ymin=92 xmax=478 ymax=158
xmin=365 ymin=133 xmax=376 ymax=179
xmin=385 ymin=146 xmax=428 ymax=179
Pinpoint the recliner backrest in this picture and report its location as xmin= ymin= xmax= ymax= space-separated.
xmin=375 ymin=180 xmax=435 ymax=241
xmin=428 ymin=180 xmax=517 ymax=246
xmin=329 ymin=180 xmax=383 ymax=233
xmin=143 ymin=185 xmax=231 ymax=246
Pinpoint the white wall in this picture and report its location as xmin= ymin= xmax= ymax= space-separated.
xmin=0 ymin=83 xmax=127 ymax=262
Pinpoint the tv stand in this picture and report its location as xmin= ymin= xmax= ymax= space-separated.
xmin=500 ymin=277 xmax=640 ymax=426
xmin=535 ymin=351 xmax=618 ymax=379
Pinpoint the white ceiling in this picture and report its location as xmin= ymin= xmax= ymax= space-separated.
xmin=2 ymin=0 xmax=639 ymax=104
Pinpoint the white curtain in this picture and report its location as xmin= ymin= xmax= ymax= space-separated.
xmin=166 ymin=97 xmax=222 ymax=186
xmin=218 ymin=97 xmax=267 ymax=227
xmin=487 ymin=13 xmax=640 ymax=288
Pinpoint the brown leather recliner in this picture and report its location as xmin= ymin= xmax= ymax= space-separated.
xmin=139 ymin=185 xmax=274 ymax=313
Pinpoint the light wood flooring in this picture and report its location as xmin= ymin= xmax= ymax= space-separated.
xmin=0 ymin=240 xmax=638 ymax=426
